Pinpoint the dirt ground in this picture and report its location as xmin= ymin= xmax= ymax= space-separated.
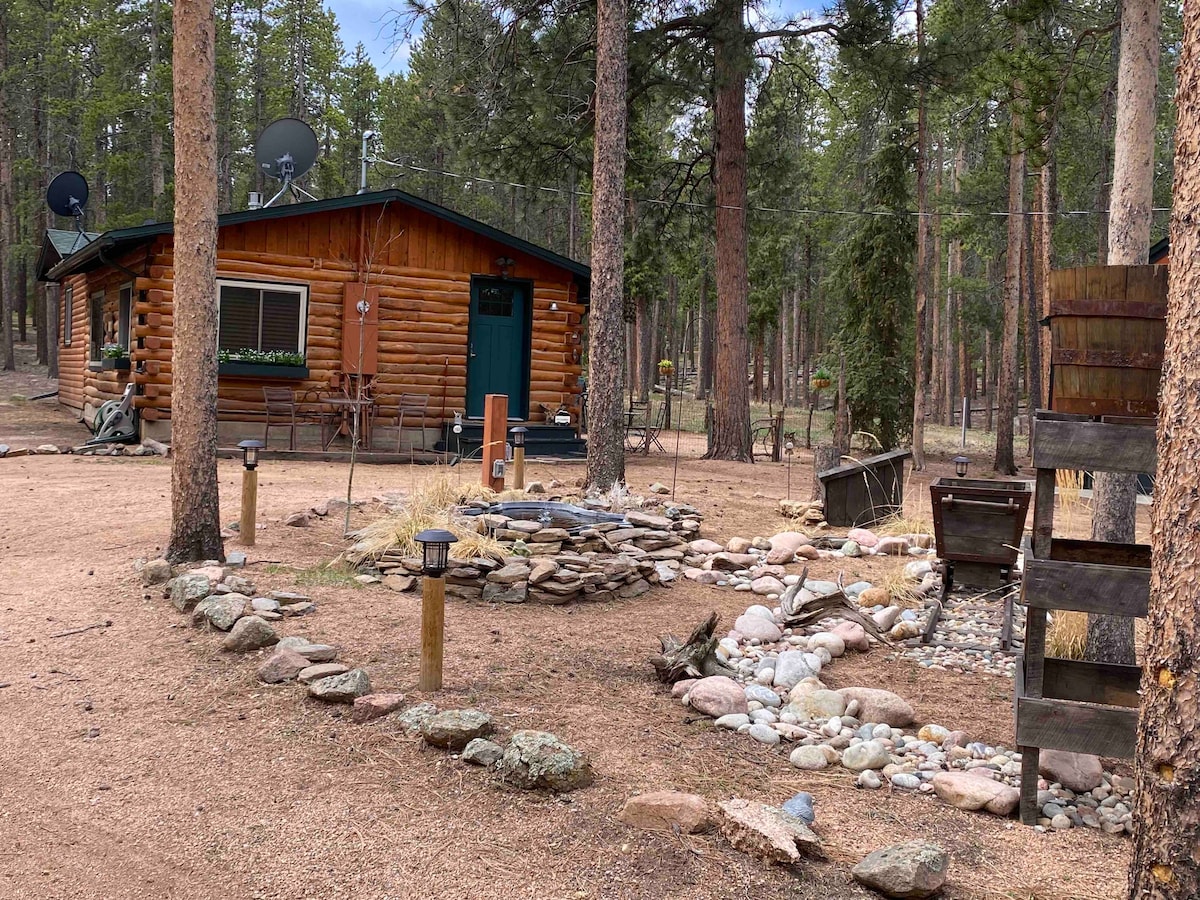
xmin=0 ymin=353 xmax=1132 ymax=900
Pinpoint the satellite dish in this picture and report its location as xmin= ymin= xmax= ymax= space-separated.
xmin=47 ymin=171 xmax=89 ymax=218
xmin=255 ymin=118 xmax=318 ymax=182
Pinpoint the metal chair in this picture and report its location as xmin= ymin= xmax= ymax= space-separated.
xmin=624 ymin=400 xmax=651 ymax=453
xmin=395 ymin=393 xmax=430 ymax=453
xmin=263 ymin=387 xmax=300 ymax=450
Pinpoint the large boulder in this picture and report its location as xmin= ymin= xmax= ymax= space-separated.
xmin=717 ymin=799 xmax=821 ymax=864
xmin=191 ymin=593 xmax=247 ymax=631
xmin=836 ymin=687 xmax=914 ymax=727
xmin=733 ymin=613 xmax=782 ymax=642
xmin=222 ymin=616 xmax=278 ymax=652
xmin=787 ymin=687 xmax=846 ymax=721
xmin=1038 ymin=749 xmax=1103 ymax=793
xmin=308 ymin=668 xmax=372 ymax=703
xmin=931 ymin=771 xmax=1019 ymax=816
xmin=421 ymin=709 xmax=494 ymax=750
xmin=768 ymin=532 xmax=811 ymax=553
xmin=619 ymin=791 xmax=712 ymax=834
xmin=750 ymin=576 xmax=786 ymax=596
xmin=852 ymin=841 xmax=949 ymax=899
xmin=497 ymin=730 xmax=593 ymax=792
xmin=169 ymin=573 xmax=212 ymax=611
xmin=842 ymin=740 xmax=891 ymax=772
xmin=686 ymin=676 xmax=748 ymax=718
xmin=257 ymin=647 xmax=312 ymax=684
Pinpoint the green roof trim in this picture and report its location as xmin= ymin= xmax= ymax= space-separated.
xmin=35 ymin=228 xmax=101 ymax=281
xmin=44 ymin=189 xmax=590 ymax=285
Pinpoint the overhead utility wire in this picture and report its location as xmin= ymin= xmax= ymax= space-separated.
xmin=370 ymin=156 xmax=1171 ymax=219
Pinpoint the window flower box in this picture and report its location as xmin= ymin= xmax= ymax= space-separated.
xmin=89 ymin=357 xmax=131 ymax=372
xmin=218 ymin=361 xmax=309 ymax=379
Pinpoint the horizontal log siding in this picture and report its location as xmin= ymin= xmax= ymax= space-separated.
xmin=92 ymin=202 xmax=584 ymax=426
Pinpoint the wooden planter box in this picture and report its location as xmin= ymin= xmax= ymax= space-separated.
xmin=90 ymin=357 xmax=131 ymax=372
xmin=218 ymin=362 xmax=309 ymax=379
xmin=1047 ymin=265 xmax=1166 ymax=418
xmin=816 ymin=449 xmax=911 ymax=528
xmin=930 ymin=477 xmax=1031 ymax=589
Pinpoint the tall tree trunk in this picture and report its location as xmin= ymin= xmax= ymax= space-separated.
xmin=946 ymin=146 xmax=965 ymax=426
xmin=834 ymin=353 xmax=849 ymax=454
xmin=1039 ymin=150 xmax=1057 ymax=416
xmin=46 ymin=284 xmax=58 ymax=377
xmin=1097 ymin=19 xmax=1121 ymax=260
xmin=696 ymin=266 xmax=711 ymax=399
xmin=168 ymin=0 xmax=224 ymax=563
xmin=1024 ymin=181 xmax=1042 ymax=435
xmin=706 ymin=0 xmax=752 ymax=461
xmin=0 ymin=5 xmax=12 ymax=373
xmin=911 ymin=0 xmax=930 ymax=469
xmin=931 ymin=136 xmax=945 ymax=427
xmin=15 ymin=256 xmax=26 ymax=343
xmin=781 ymin=288 xmax=793 ymax=406
xmin=636 ymin=294 xmax=652 ymax=402
xmin=995 ymin=53 xmax=1025 ymax=475
xmin=984 ymin=328 xmax=993 ymax=433
xmin=149 ymin=0 xmax=165 ymax=214
xmin=752 ymin=332 xmax=764 ymax=402
xmin=1090 ymin=0 xmax=1160 ymax=666
xmin=584 ymin=0 xmax=627 ymax=490
xmin=1128 ymin=0 xmax=1200 ymax=882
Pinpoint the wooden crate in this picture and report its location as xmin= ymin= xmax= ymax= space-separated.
xmin=817 ymin=449 xmax=911 ymax=528
xmin=1047 ymin=265 xmax=1167 ymax=418
xmin=930 ymin=477 xmax=1031 ymax=589
xmin=1016 ymin=410 xmax=1154 ymax=825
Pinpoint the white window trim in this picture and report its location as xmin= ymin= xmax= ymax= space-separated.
xmin=119 ymin=282 xmax=134 ymax=352
xmin=63 ymin=285 xmax=73 ymax=346
xmin=88 ymin=290 xmax=105 ymax=362
xmin=216 ymin=278 xmax=309 ymax=356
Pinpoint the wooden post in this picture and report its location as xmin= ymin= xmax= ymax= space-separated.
xmin=513 ymin=446 xmax=525 ymax=490
xmin=419 ymin=576 xmax=445 ymax=691
xmin=813 ymin=444 xmax=840 ymax=501
xmin=481 ymin=393 xmax=508 ymax=492
xmin=240 ymin=467 xmax=257 ymax=546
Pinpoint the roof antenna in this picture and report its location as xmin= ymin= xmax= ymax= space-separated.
xmin=358 ymin=130 xmax=378 ymax=194
xmin=46 ymin=171 xmax=94 ymax=243
xmin=255 ymin=117 xmax=320 ymax=207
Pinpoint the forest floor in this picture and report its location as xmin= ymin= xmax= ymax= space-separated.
xmin=0 ymin=349 xmax=1141 ymax=900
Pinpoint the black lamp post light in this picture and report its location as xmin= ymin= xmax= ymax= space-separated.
xmin=510 ymin=426 xmax=528 ymax=490
xmin=239 ymin=439 xmax=264 ymax=470
xmin=238 ymin=440 xmax=264 ymax=546
xmin=954 ymin=455 xmax=970 ymax=478
xmin=415 ymin=528 xmax=458 ymax=691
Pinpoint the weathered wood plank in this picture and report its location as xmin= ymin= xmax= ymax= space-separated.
xmin=1016 ymin=697 xmax=1137 ymax=758
xmin=1032 ymin=473 xmax=1055 ymax=557
xmin=1031 ymin=416 xmax=1157 ymax=474
xmin=1022 ymin=551 xmax=1149 ymax=617
xmin=1042 ymin=656 xmax=1141 ymax=708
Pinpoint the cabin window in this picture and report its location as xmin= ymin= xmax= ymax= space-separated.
xmin=217 ymin=279 xmax=308 ymax=357
xmin=118 ymin=284 xmax=133 ymax=351
xmin=478 ymin=284 xmax=515 ymax=317
xmin=88 ymin=292 xmax=104 ymax=361
xmin=62 ymin=286 xmax=73 ymax=346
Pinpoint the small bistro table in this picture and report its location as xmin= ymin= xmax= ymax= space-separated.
xmin=322 ymin=396 xmax=375 ymax=451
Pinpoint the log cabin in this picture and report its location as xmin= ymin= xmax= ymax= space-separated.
xmin=38 ymin=189 xmax=590 ymax=456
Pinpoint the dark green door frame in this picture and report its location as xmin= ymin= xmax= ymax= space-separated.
xmin=465 ymin=275 xmax=533 ymax=419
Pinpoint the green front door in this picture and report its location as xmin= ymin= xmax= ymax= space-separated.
xmin=467 ymin=277 xmax=530 ymax=418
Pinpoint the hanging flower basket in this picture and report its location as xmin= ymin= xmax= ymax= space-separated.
xmin=810 ymin=368 xmax=832 ymax=391
xmin=658 ymin=359 xmax=675 ymax=376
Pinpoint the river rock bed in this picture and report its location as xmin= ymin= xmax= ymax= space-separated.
xmin=673 ymin=587 xmax=1134 ymax=836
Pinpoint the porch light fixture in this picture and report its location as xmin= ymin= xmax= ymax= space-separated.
xmin=954 ymin=455 xmax=970 ymax=478
xmin=496 ymin=256 xmax=515 ymax=278
xmin=550 ymin=301 xmax=559 ymax=312
xmin=239 ymin=439 xmax=264 ymax=470
xmin=510 ymin=425 xmax=527 ymax=448
xmin=785 ymin=441 xmax=794 ymax=501
xmin=415 ymin=528 xmax=457 ymax=578
xmin=510 ymin=426 xmax=528 ymax=490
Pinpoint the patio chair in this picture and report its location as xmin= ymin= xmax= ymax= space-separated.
xmin=624 ymin=400 xmax=652 ymax=453
xmin=394 ymin=393 xmax=430 ymax=453
xmin=263 ymin=386 xmax=301 ymax=450
xmin=644 ymin=401 xmax=667 ymax=454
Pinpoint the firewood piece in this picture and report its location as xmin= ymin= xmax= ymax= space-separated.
xmin=779 ymin=573 xmax=891 ymax=644
xmin=650 ymin=611 xmax=738 ymax=683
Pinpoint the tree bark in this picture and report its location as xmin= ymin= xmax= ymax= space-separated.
xmin=46 ymin=285 xmax=58 ymax=377
xmin=167 ymin=0 xmax=224 ymax=563
xmin=1039 ymin=151 xmax=1056 ymax=417
xmin=0 ymin=4 xmax=12 ymax=373
xmin=636 ymin=294 xmax=652 ymax=402
xmin=695 ymin=266 xmax=711 ymax=399
xmin=706 ymin=0 xmax=752 ymax=461
xmin=1091 ymin=0 xmax=1160 ymax=667
xmin=149 ymin=0 xmax=165 ymax=214
xmin=911 ymin=0 xmax=930 ymax=470
xmin=1024 ymin=182 xmax=1041 ymax=434
xmin=584 ymin=0 xmax=627 ymax=491
xmin=834 ymin=353 xmax=849 ymax=454
xmin=995 ymin=53 xmax=1024 ymax=475
xmin=946 ymin=146 xmax=965 ymax=426
xmin=1129 ymin=0 xmax=1200 ymax=883
xmin=931 ymin=137 xmax=944 ymax=428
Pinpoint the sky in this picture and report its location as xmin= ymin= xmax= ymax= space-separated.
xmin=328 ymin=0 xmax=415 ymax=75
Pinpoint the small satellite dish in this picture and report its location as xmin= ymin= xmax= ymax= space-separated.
xmin=47 ymin=171 xmax=89 ymax=218
xmin=255 ymin=118 xmax=318 ymax=182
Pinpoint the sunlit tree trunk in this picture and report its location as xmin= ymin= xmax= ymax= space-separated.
xmin=911 ymin=0 xmax=930 ymax=469
xmin=1090 ymin=0 xmax=1159 ymax=665
xmin=995 ymin=38 xmax=1024 ymax=475
xmin=706 ymin=0 xmax=752 ymax=461
xmin=584 ymin=0 xmax=627 ymax=490
xmin=167 ymin=0 xmax=224 ymax=562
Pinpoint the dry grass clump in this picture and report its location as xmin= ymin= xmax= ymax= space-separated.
xmin=878 ymin=566 xmax=927 ymax=608
xmin=875 ymin=511 xmax=934 ymax=538
xmin=1047 ymin=610 xmax=1088 ymax=659
xmin=340 ymin=472 xmax=508 ymax=566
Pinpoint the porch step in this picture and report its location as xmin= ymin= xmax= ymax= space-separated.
xmin=436 ymin=422 xmax=587 ymax=460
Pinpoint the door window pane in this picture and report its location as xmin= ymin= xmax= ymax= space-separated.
xmin=478 ymin=285 xmax=514 ymax=317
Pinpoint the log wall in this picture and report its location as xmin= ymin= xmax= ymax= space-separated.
xmin=57 ymin=201 xmax=587 ymax=434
